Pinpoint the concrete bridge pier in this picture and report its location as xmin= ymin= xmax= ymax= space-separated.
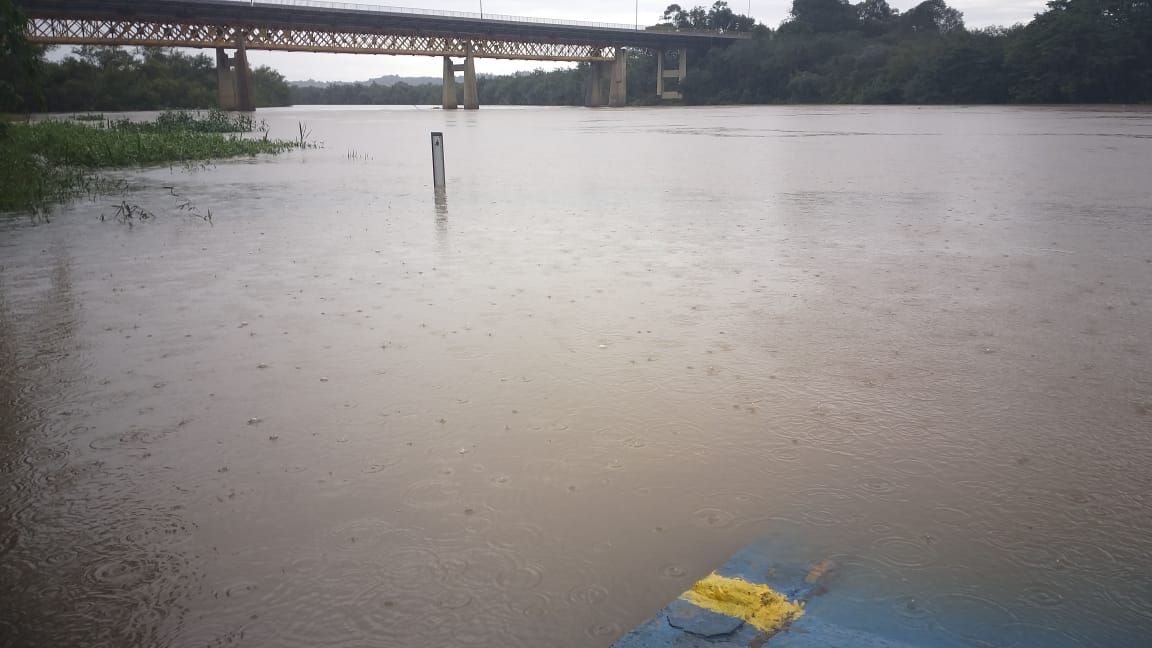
xmin=657 ymin=48 xmax=687 ymax=100
xmin=442 ymin=56 xmax=458 ymax=109
xmin=608 ymin=50 xmax=628 ymax=107
xmin=442 ymin=51 xmax=479 ymax=110
xmin=463 ymin=52 xmax=479 ymax=110
xmin=584 ymin=62 xmax=605 ymax=107
xmin=215 ymin=38 xmax=255 ymax=111
xmin=585 ymin=51 xmax=627 ymax=107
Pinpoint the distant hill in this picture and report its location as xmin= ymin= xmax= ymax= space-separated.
xmin=365 ymin=74 xmax=442 ymax=87
xmin=290 ymin=74 xmax=441 ymax=88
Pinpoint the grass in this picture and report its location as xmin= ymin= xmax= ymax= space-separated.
xmin=109 ymin=109 xmax=265 ymax=134
xmin=0 ymin=110 xmax=300 ymax=214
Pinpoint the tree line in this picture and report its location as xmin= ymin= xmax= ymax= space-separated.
xmin=680 ymin=0 xmax=1152 ymax=104
xmin=291 ymin=68 xmax=595 ymax=107
xmin=34 ymin=47 xmax=291 ymax=112
xmin=288 ymin=0 xmax=1152 ymax=106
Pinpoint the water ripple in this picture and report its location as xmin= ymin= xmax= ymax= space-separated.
xmin=585 ymin=621 xmax=622 ymax=638
xmin=567 ymin=583 xmax=610 ymax=606
xmin=401 ymin=479 xmax=461 ymax=509
xmin=872 ymin=536 xmax=938 ymax=569
xmin=689 ymin=507 xmax=736 ymax=529
xmin=929 ymin=592 xmax=1018 ymax=644
xmin=1018 ymin=583 xmax=1066 ymax=608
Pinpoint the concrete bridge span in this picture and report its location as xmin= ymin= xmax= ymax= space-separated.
xmin=16 ymin=0 xmax=744 ymax=110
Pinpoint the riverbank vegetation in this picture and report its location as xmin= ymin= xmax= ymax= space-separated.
xmin=1 ymin=1 xmax=301 ymax=216
xmin=1 ymin=43 xmax=292 ymax=113
xmin=0 ymin=111 xmax=297 ymax=213
xmin=290 ymin=0 xmax=1152 ymax=106
xmin=37 ymin=47 xmax=293 ymax=112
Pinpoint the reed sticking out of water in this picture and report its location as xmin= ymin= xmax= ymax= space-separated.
xmin=295 ymin=121 xmax=321 ymax=149
xmin=0 ymin=110 xmax=299 ymax=214
xmin=101 ymin=201 xmax=154 ymax=229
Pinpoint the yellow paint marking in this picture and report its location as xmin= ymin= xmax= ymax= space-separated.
xmin=679 ymin=572 xmax=805 ymax=633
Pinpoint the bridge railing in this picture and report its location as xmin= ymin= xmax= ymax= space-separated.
xmin=201 ymin=0 xmax=729 ymax=34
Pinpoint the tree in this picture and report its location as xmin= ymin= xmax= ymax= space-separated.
xmin=902 ymin=0 xmax=965 ymax=33
xmin=661 ymin=4 xmax=690 ymax=27
xmin=1 ymin=0 xmax=42 ymax=114
xmin=902 ymin=36 xmax=1010 ymax=102
xmin=253 ymin=66 xmax=291 ymax=107
xmin=706 ymin=1 xmax=757 ymax=31
xmin=856 ymin=0 xmax=899 ymax=35
xmin=1006 ymin=0 xmax=1151 ymax=102
xmin=786 ymin=0 xmax=860 ymax=33
xmin=856 ymin=0 xmax=895 ymax=22
xmin=661 ymin=2 xmax=758 ymax=31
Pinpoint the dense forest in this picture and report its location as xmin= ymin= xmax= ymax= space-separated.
xmin=3 ymin=0 xmax=1150 ymax=112
xmin=681 ymin=0 xmax=1152 ymax=103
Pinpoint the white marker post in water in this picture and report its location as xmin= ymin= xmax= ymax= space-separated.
xmin=431 ymin=132 xmax=446 ymax=188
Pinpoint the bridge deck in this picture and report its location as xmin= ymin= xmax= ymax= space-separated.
xmin=17 ymin=0 xmax=744 ymax=49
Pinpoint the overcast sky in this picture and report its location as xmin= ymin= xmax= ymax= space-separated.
xmin=236 ymin=0 xmax=1049 ymax=81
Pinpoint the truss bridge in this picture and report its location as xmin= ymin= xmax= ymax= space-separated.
xmin=17 ymin=0 xmax=745 ymax=109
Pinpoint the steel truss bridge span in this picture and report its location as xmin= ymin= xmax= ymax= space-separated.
xmin=17 ymin=0 xmax=742 ymax=108
xmin=18 ymin=0 xmax=740 ymax=60
xmin=27 ymin=17 xmax=622 ymax=62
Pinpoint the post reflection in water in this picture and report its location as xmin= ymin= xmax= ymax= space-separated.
xmin=434 ymin=187 xmax=449 ymax=255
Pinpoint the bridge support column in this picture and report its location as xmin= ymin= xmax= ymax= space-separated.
xmin=442 ymin=56 xmax=458 ymax=109
xmin=463 ymin=51 xmax=479 ymax=110
xmin=584 ymin=62 xmax=606 ymax=107
xmin=657 ymin=48 xmax=687 ymax=100
xmin=608 ymin=50 xmax=628 ymax=107
xmin=215 ymin=39 xmax=255 ymax=112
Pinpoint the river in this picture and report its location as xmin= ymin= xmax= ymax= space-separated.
xmin=1 ymin=105 xmax=1150 ymax=647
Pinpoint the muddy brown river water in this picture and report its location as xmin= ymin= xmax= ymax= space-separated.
xmin=1 ymin=105 xmax=1151 ymax=647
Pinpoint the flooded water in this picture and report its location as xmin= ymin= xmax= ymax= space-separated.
xmin=2 ymin=105 xmax=1151 ymax=647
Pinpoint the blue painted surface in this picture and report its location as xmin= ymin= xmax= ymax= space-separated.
xmin=610 ymin=540 xmax=968 ymax=648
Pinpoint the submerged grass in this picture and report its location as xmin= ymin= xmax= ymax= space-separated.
xmin=0 ymin=110 xmax=299 ymax=214
xmin=110 ymin=109 xmax=264 ymax=134
xmin=8 ymin=119 xmax=293 ymax=168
